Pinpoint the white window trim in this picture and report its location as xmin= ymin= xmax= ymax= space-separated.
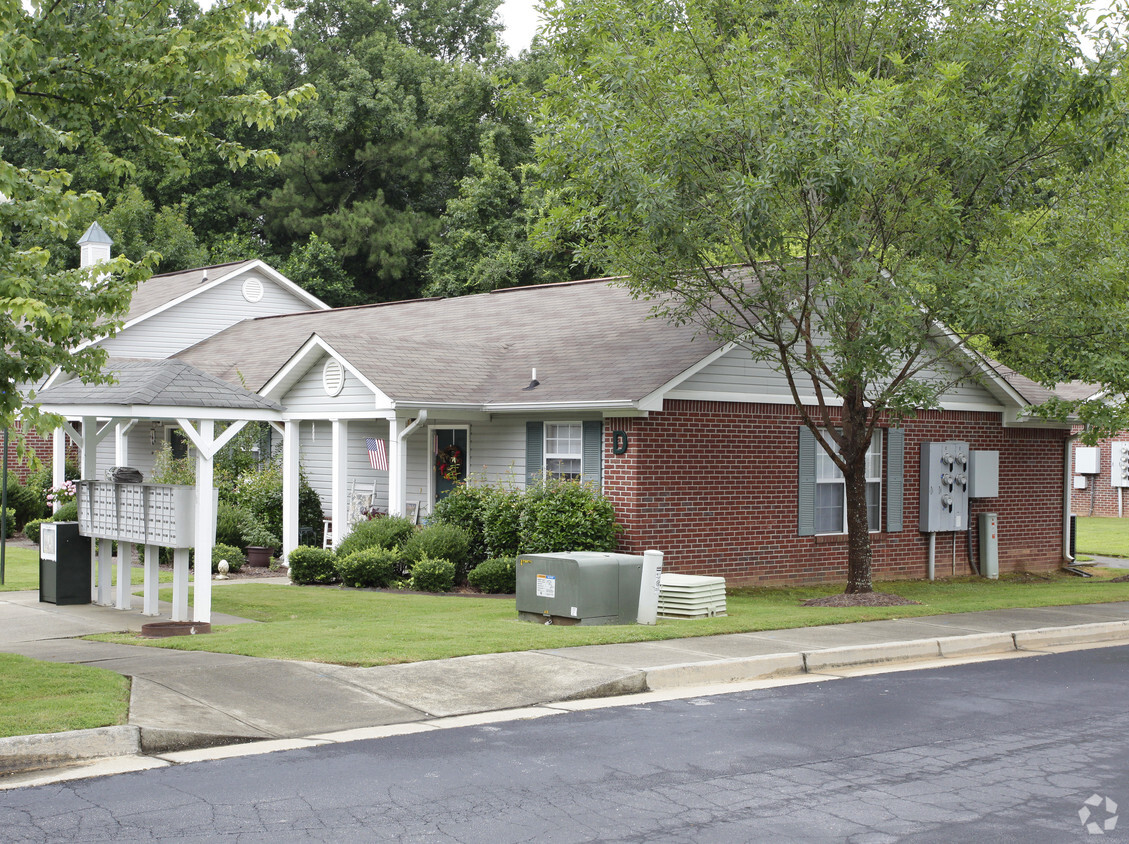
xmin=814 ymin=429 xmax=882 ymax=535
xmin=544 ymin=421 xmax=583 ymax=481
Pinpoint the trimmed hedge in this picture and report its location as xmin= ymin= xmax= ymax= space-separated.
xmin=467 ymin=557 xmax=516 ymax=594
xmin=288 ymin=546 xmax=338 ymax=585
xmin=23 ymin=518 xmax=47 ymax=544
xmin=336 ymin=547 xmax=400 ymax=588
xmin=52 ymin=501 xmax=78 ymax=523
xmin=408 ymin=555 xmax=455 ymax=593
xmin=335 ymin=516 xmax=416 ymax=558
xmin=401 ymin=523 xmax=470 ymax=579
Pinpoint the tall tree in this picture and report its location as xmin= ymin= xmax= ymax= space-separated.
xmin=536 ymin=0 xmax=1129 ymax=592
xmin=0 ymin=0 xmax=314 ymax=434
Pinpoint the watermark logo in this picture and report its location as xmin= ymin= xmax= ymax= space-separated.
xmin=1079 ymin=794 xmax=1119 ymax=835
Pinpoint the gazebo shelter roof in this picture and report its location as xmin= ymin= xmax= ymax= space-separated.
xmin=34 ymin=359 xmax=283 ymax=421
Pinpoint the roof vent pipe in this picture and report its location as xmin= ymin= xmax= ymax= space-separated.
xmin=522 ymin=367 xmax=539 ymax=391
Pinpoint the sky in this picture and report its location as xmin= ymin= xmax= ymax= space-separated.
xmin=496 ymin=0 xmax=544 ymax=54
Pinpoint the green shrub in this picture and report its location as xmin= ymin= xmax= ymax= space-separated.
xmin=240 ymin=516 xmax=280 ymax=551
xmin=482 ymin=486 xmax=525 ymax=558
xmin=233 ymin=459 xmax=323 ymax=547
xmin=211 ymin=543 xmax=246 ymax=573
xmin=23 ymin=518 xmax=47 ymax=544
xmin=0 ymin=508 xmax=13 ymax=538
xmin=520 ymin=479 xmax=620 ymax=554
xmin=408 ymin=554 xmax=454 ymax=593
xmin=467 ymin=556 xmax=517 ymax=594
xmin=25 ymin=461 xmax=78 ymax=520
xmin=336 ymin=546 xmax=399 ymax=588
xmin=5 ymin=478 xmax=42 ymax=530
xmin=287 ymin=546 xmax=338 ymax=585
xmin=429 ymin=483 xmax=492 ymax=567
xmin=335 ymin=515 xmax=416 ymax=558
xmin=401 ymin=523 xmax=470 ymax=580
xmin=52 ymin=501 xmax=78 ymax=523
xmin=215 ymin=502 xmax=251 ymax=548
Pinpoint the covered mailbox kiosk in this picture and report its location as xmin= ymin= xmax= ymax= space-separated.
xmin=517 ymin=552 xmax=646 ymax=625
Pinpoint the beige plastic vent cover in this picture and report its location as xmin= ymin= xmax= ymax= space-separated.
xmin=322 ymin=359 xmax=344 ymax=396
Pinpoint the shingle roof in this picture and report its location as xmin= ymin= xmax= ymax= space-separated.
xmin=124 ymin=261 xmax=256 ymax=324
xmin=987 ymin=361 xmax=1102 ymax=406
xmin=176 ymin=279 xmax=721 ymax=406
xmin=35 ymin=359 xmax=281 ymax=412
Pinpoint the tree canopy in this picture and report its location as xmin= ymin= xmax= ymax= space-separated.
xmin=0 ymin=0 xmax=314 ymax=434
xmin=536 ymin=0 xmax=1129 ymax=591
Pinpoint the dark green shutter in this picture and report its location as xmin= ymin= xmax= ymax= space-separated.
xmin=798 ymin=426 xmax=816 ymax=536
xmin=582 ymin=420 xmax=603 ymax=490
xmin=886 ymin=427 xmax=905 ymax=532
xmin=525 ymin=421 xmax=544 ymax=487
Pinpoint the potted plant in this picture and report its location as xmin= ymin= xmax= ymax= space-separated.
xmin=241 ymin=519 xmax=280 ymax=567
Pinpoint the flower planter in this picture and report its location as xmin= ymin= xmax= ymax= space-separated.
xmin=245 ymin=546 xmax=273 ymax=567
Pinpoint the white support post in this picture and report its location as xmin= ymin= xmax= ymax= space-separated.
xmin=330 ymin=420 xmax=348 ymax=548
xmin=193 ymin=420 xmax=215 ymax=624
xmin=388 ymin=417 xmax=404 ymax=517
xmin=51 ymin=429 xmax=66 ymax=512
xmin=83 ymin=417 xmax=102 ymax=601
xmin=143 ymin=544 xmax=159 ymax=616
xmin=97 ymin=538 xmax=113 ymax=606
xmin=114 ymin=422 xmax=127 ymax=466
xmin=282 ymin=419 xmax=299 ymax=562
xmin=172 ymin=548 xmax=189 ymax=622
xmin=115 ymin=542 xmax=132 ymax=610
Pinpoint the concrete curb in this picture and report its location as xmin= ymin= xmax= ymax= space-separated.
xmin=803 ymin=639 xmax=943 ymax=672
xmin=0 ymin=726 xmax=140 ymax=776
xmin=1013 ymin=620 xmax=1129 ymax=650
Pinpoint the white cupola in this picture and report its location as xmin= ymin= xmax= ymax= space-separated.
xmin=77 ymin=221 xmax=113 ymax=268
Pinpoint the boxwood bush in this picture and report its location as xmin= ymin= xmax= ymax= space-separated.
xmin=5 ymin=478 xmax=42 ymax=530
xmin=336 ymin=547 xmax=400 ymax=588
xmin=52 ymin=501 xmax=78 ymax=523
xmin=408 ymin=554 xmax=455 ymax=593
xmin=23 ymin=518 xmax=47 ymax=544
xmin=467 ymin=556 xmax=517 ymax=594
xmin=520 ymin=479 xmax=620 ymax=553
xmin=481 ymin=486 xmax=525 ymax=559
xmin=211 ymin=543 xmax=246 ymax=573
xmin=429 ymin=483 xmax=492 ymax=566
xmin=335 ymin=515 xmax=416 ymax=558
xmin=401 ymin=523 xmax=470 ymax=579
xmin=288 ymin=546 xmax=338 ymax=585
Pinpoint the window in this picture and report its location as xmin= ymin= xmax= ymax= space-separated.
xmin=812 ymin=429 xmax=882 ymax=534
xmin=545 ymin=423 xmax=583 ymax=480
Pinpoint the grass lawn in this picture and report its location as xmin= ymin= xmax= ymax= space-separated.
xmin=0 ymin=653 xmax=130 ymax=738
xmin=0 ymin=544 xmax=173 ymax=592
xmin=1075 ymin=516 xmax=1129 ymax=558
xmin=90 ymin=568 xmax=1129 ymax=667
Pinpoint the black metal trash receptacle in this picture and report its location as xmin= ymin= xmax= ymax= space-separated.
xmin=39 ymin=521 xmax=91 ymax=605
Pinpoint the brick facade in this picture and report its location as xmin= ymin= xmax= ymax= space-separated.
xmin=2 ymin=423 xmax=60 ymax=483
xmin=606 ymin=400 xmax=1069 ymax=585
xmin=1069 ymin=432 xmax=1129 ymax=518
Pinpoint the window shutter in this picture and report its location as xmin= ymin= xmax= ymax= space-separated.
xmin=582 ymin=420 xmax=603 ymax=490
xmin=886 ymin=427 xmax=905 ymax=532
xmin=525 ymin=421 xmax=544 ymax=488
xmin=798 ymin=426 xmax=816 ymax=536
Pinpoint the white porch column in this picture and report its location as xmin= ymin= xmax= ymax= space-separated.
xmin=81 ymin=416 xmax=99 ymax=601
xmin=193 ymin=419 xmax=215 ymax=624
xmin=115 ymin=542 xmax=133 ymax=610
xmin=330 ymin=420 xmax=348 ymax=547
xmin=51 ymin=429 xmax=66 ymax=512
xmin=96 ymin=538 xmax=113 ymax=606
xmin=388 ymin=417 xmax=404 ymax=517
xmin=282 ymin=419 xmax=299 ymax=562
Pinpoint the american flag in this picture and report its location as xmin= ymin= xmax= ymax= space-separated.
xmin=366 ymin=437 xmax=388 ymax=471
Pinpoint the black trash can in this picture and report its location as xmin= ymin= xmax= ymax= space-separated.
xmin=39 ymin=521 xmax=91 ymax=605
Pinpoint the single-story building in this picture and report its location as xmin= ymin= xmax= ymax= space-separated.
xmin=38 ymin=228 xmax=1083 ymax=588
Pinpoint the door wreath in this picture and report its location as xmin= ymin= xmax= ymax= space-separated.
xmin=436 ymin=443 xmax=463 ymax=481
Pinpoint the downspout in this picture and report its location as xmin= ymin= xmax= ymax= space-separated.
xmin=1064 ymin=428 xmax=1085 ymax=564
xmin=401 ymin=410 xmax=428 ymax=441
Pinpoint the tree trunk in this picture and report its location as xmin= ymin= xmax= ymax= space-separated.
xmin=843 ymin=451 xmax=874 ymax=593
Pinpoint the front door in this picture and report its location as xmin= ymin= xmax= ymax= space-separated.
xmin=433 ymin=428 xmax=468 ymax=502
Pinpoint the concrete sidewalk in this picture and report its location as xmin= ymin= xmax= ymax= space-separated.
xmin=3 ymin=588 xmax=1129 ymax=781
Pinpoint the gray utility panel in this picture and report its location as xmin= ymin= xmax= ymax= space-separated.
xmin=920 ymin=441 xmax=971 ymax=532
xmin=517 ymin=552 xmax=644 ymax=625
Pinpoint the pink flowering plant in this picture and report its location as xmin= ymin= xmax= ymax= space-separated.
xmin=46 ymin=480 xmax=77 ymax=506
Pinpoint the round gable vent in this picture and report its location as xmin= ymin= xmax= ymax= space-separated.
xmin=322 ymin=359 xmax=344 ymax=396
xmin=242 ymin=276 xmax=265 ymax=303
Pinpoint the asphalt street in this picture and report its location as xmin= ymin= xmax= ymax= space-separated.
xmin=2 ymin=644 xmax=1127 ymax=842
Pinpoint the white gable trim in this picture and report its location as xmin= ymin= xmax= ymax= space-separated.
xmin=261 ymin=333 xmax=393 ymax=409
xmin=637 ymin=340 xmax=747 ymax=411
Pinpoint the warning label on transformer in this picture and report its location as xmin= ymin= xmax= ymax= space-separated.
xmin=536 ymin=573 xmax=556 ymax=598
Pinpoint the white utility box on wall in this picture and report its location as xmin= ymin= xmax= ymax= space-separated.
xmin=1075 ymin=446 xmax=1100 ymax=475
